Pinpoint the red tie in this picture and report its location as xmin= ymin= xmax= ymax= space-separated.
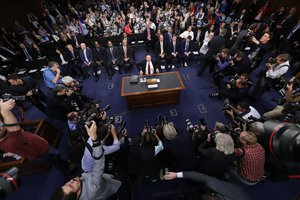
xmin=147 ymin=62 xmax=151 ymax=74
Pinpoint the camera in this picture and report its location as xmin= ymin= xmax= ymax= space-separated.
xmin=99 ymin=104 xmax=111 ymax=112
xmin=221 ymin=99 xmax=232 ymax=111
xmin=267 ymin=57 xmax=277 ymax=65
xmin=0 ymin=167 xmax=20 ymax=199
xmin=71 ymin=100 xmax=80 ymax=112
xmin=85 ymin=113 xmax=97 ymax=128
xmin=185 ymin=119 xmax=198 ymax=133
xmin=145 ymin=120 xmax=153 ymax=134
xmin=107 ymin=116 xmax=115 ymax=127
xmin=118 ymin=120 xmax=127 ymax=134
xmin=2 ymin=93 xmax=26 ymax=102
xmin=156 ymin=114 xmax=168 ymax=126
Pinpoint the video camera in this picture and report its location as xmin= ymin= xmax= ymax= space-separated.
xmin=2 ymin=93 xmax=26 ymax=102
xmin=185 ymin=118 xmax=207 ymax=133
xmin=267 ymin=57 xmax=277 ymax=65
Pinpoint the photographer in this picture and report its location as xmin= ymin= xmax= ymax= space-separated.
xmin=263 ymin=79 xmax=300 ymax=120
xmin=43 ymin=61 xmax=62 ymax=89
xmin=128 ymin=125 xmax=164 ymax=182
xmin=46 ymin=84 xmax=73 ymax=120
xmin=231 ymin=131 xmax=265 ymax=184
xmin=210 ymin=74 xmax=252 ymax=105
xmin=252 ymin=53 xmax=290 ymax=100
xmin=51 ymin=121 xmax=121 ymax=200
xmin=81 ymin=123 xmax=121 ymax=172
xmin=225 ymin=102 xmax=261 ymax=127
xmin=229 ymin=51 xmax=252 ymax=75
xmin=6 ymin=74 xmax=47 ymax=114
xmin=164 ymin=171 xmax=251 ymax=200
xmin=161 ymin=122 xmax=198 ymax=172
xmin=248 ymin=31 xmax=273 ymax=73
xmin=197 ymin=132 xmax=236 ymax=179
xmin=212 ymin=48 xmax=232 ymax=87
xmin=0 ymin=99 xmax=49 ymax=161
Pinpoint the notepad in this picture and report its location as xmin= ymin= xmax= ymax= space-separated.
xmin=147 ymin=84 xmax=158 ymax=89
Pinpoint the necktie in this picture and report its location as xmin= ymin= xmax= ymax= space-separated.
xmin=124 ymin=46 xmax=127 ymax=58
xmin=173 ymin=43 xmax=176 ymax=53
xmin=110 ymin=48 xmax=114 ymax=60
xmin=24 ymin=49 xmax=32 ymax=60
xmin=287 ymin=24 xmax=300 ymax=39
xmin=185 ymin=42 xmax=189 ymax=51
xmin=147 ymin=62 xmax=151 ymax=74
xmin=147 ymin=28 xmax=151 ymax=39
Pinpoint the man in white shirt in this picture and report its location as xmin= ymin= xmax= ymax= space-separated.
xmin=139 ymin=54 xmax=159 ymax=75
xmin=252 ymin=53 xmax=290 ymax=100
xmin=179 ymin=26 xmax=194 ymax=40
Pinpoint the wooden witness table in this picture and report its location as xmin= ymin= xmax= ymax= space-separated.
xmin=121 ymin=71 xmax=186 ymax=109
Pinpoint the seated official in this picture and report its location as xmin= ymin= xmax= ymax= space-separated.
xmin=65 ymin=44 xmax=83 ymax=79
xmin=43 ymin=61 xmax=62 ymax=89
xmin=232 ymin=131 xmax=265 ymax=184
xmin=197 ymin=133 xmax=236 ymax=179
xmin=164 ymin=171 xmax=251 ymax=200
xmin=118 ymin=39 xmax=133 ymax=73
xmin=0 ymin=99 xmax=49 ymax=161
xmin=181 ymin=36 xmax=193 ymax=67
xmin=225 ymin=101 xmax=261 ymax=127
xmin=154 ymin=34 xmax=171 ymax=71
xmin=7 ymin=74 xmax=47 ymax=113
xmin=168 ymin=35 xmax=182 ymax=68
xmin=105 ymin=40 xmax=119 ymax=79
xmin=252 ymin=53 xmax=290 ymax=100
xmin=79 ymin=43 xmax=99 ymax=81
xmin=138 ymin=54 xmax=160 ymax=75
xmin=51 ymin=121 xmax=121 ymax=200
xmin=46 ymin=84 xmax=73 ymax=120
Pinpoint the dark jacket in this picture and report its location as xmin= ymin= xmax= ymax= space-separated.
xmin=205 ymin=35 xmax=226 ymax=58
xmin=46 ymin=93 xmax=72 ymax=120
xmin=79 ymin=47 xmax=93 ymax=63
xmin=138 ymin=60 xmax=159 ymax=74
xmin=105 ymin=46 xmax=119 ymax=63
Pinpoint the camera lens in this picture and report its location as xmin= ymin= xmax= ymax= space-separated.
xmin=0 ymin=167 xmax=19 ymax=199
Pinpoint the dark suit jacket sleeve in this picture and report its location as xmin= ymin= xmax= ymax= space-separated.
xmin=182 ymin=171 xmax=212 ymax=183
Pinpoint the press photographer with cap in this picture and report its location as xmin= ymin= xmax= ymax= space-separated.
xmin=46 ymin=84 xmax=73 ymax=120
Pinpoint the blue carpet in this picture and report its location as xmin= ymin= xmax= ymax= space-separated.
xmin=4 ymin=46 xmax=300 ymax=200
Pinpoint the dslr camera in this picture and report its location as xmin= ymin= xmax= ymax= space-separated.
xmin=2 ymin=93 xmax=26 ymax=102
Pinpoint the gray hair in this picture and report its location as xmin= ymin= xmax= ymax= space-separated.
xmin=215 ymin=133 xmax=234 ymax=155
xmin=163 ymin=123 xmax=177 ymax=140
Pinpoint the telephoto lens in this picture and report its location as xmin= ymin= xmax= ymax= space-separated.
xmin=0 ymin=167 xmax=20 ymax=199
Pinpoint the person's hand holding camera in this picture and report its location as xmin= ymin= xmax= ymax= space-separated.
xmin=225 ymin=109 xmax=234 ymax=118
xmin=85 ymin=121 xmax=98 ymax=141
xmin=251 ymin=36 xmax=259 ymax=45
xmin=0 ymin=99 xmax=15 ymax=114
xmin=26 ymin=90 xmax=33 ymax=97
xmin=286 ymin=83 xmax=293 ymax=91
xmin=66 ymin=89 xmax=73 ymax=96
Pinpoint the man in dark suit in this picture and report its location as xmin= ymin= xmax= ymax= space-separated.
xmin=181 ymin=36 xmax=193 ymax=67
xmin=144 ymin=23 xmax=155 ymax=52
xmin=19 ymin=43 xmax=34 ymax=62
xmin=79 ymin=43 xmax=99 ymax=81
xmin=118 ymin=39 xmax=133 ymax=73
xmin=164 ymin=27 xmax=173 ymax=44
xmin=155 ymin=34 xmax=171 ymax=71
xmin=105 ymin=40 xmax=119 ymax=79
xmin=70 ymin=31 xmax=83 ymax=49
xmin=279 ymin=17 xmax=300 ymax=53
xmin=66 ymin=44 xmax=84 ymax=79
xmin=197 ymin=29 xmax=227 ymax=76
xmin=229 ymin=23 xmax=259 ymax=55
xmin=168 ymin=35 xmax=182 ymax=68
xmin=138 ymin=54 xmax=159 ymax=75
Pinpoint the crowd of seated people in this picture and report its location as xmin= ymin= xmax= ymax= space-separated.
xmin=0 ymin=0 xmax=299 ymax=200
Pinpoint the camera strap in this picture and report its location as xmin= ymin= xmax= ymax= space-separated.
xmin=85 ymin=142 xmax=104 ymax=160
xmin=2 ymin=123 xmax=20 ymax=127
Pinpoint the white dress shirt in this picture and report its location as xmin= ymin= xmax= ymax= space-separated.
xmin=145 ymin=61 xmax=154 ymax=75
xmin=266 ymin=61 xmax=289 ymax=79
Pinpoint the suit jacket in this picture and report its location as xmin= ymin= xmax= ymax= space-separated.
xmin=118 ymin=45 xmax=133 ymax=62
xmin=143 ymin=28 xmax=155 ymax=42
xmin=70 ymin=35 xmax=84 ymax=47
xmin=79 ymin=47 xmax=93 ymax=63
xmin=154 ymin=41 xmax=170 ymax=58
xmin=164 ymin=32 xmax=173 ymax=44
xmin=105 ymin=46 xmax=118 ymax=62
xmin=138 ymin=60 xmax=159 ymax=74
xmin=20 ymin=48 xmax=35 ymax=61
xmin=230 ymin=29 xmax=248 ymax=54
xmin=206 ymin=35 xmax=226 ymax=58
xmin=92 ymin=47 xmax=106 ymax=62
xmin=65 ymin=49 xmax=80 ymax=64
xmin=181 ymin=40 xmax=193 ymax=54
xmin=53 ymin=51 xmax=69 ymax=65
xmin=168 ymin=40 xmax=181 ymax=57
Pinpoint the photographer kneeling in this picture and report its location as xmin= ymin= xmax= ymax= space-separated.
xmin=252 ymin=53 xmax=290 ymax=100
xmin=263 ymin=78 xmax=300 ymax=120
xmin=212 ymin=48 xmax=232 ymax=87
xmin=51 ymin=121 xmax=121 ymax=200
xmin=197 ymin=131 xmax=236 ymax=179
xmin=225 ymin=101 xmax=261 ymax=128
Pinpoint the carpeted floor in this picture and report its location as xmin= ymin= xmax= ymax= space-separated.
xmin=4 ymin=45 xmax=300 ymax=200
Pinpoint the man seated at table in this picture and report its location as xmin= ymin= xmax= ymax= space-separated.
xmin=138 ymin=54 xmax=160 ymax=75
